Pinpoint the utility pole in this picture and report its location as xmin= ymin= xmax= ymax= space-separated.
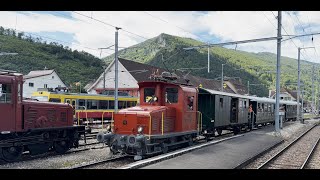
xmin=208 ymin=43 xmax=210 ymax=73
xmin=221 ymin=64 xmax=225 ymax=92
xmin=312 ymin=64 xmax=315 ymax=115
xmin=318 ymin=75 xmax=320 ymax=115
xmin=302 ymin=85 xmax=304 ymax=121
xmin=275 ymin=11 xmax=282 ymax=133
xmin=297 ymin=47 xmax=301 ymax=122
xmin=297 ymin=47 xmax=314 ymax=122
xmin=247 ymin=81 xmax=250 ymax=95
xmin=115 ymin=27 xmax=121 ymax=113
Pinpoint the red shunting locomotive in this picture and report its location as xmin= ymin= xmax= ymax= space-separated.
xmin=97 ymin=79 xmax=200 ymax=160
xmin=0 ymin=70 xmax=85 ymax=162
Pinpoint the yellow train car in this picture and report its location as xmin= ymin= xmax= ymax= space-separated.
xmin=31 ymin=91 xmax=139 ymax=126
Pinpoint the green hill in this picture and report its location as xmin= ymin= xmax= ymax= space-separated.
xmin=104 ymin=33 xmax=319 ymax=101
xmin=0 ymin=27 xmax=104 ymax=91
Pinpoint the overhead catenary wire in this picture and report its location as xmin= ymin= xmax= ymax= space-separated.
xmin=142 ymin=11 xmax=207 ymax=43
xmin=270 ymin=11 xmax=311 ymax=61
xmin=72 ymin=11 xmax=149 ymax=41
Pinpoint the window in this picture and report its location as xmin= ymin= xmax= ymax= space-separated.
xmin=44 ymin=84 xmax=48 ymax=88
xmin=258 ymin=103 xmax=262 ymax=112
xmin=29 ymin=82 xmax=34 ymax=87
xmin=87 ymin=100 xmax=98 ymax=109
xmin=239 ymin=100 xmax=243 ymax=108
xmin=18 ymin=83 xmax=21 ymax=102
xmin=144 ymin=88 xmax=155 ymax=102
xmin=58 ymin=85 xmax=61 ymax=88
xmin=220 ymin=98 xmax=223 ymax=108
xmin=99 ymin=100 xmax=108 ymax=109
xmin=187 ymin=96 xmax=194 ymax=110
xmin=52 ymin=76 xmax=54 ymax=79
xmin=49 ymin=98 xmax=61 ymax=103
xmin=165 ymin=88 xmax=178 ymax=103
xmin=0 ymin=83 xmax=12 ymax=103
xmin=109 ymin=100 xmax=115 ymax=109
xmin=78 ymin=99 xmax=86 ymax=109
xmin=118 ymin=101 xmax=127 ymax=109
xmin=127 ymin=101 xmax=137 ymax=107
xmin=244 ymin=101 xmax=247 ymax=108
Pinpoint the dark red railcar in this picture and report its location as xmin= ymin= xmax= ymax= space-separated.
xmin=97 ymin=79 xmax=200 ymax=160
xmin=0 ymin=71 xmax=85 ymax=162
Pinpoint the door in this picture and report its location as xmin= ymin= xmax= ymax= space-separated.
xmin=230 ymin=98 xmax=238 ymax=123
xmin=0 ymin=83 xmax=15 ymax=132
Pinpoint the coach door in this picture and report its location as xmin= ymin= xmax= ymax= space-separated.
xmin=230 ymin=98 xmax=238 ymax=123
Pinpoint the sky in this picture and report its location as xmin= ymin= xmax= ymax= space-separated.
xmin=0 ymin=11 xmax=320 ymax=63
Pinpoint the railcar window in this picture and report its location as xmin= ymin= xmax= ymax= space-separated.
xmin=49 ymin=98 xmax=61 ymax=103
xmin=87 ymin=100 xmax=98 ymax=109
xmin=0 ymin=84 xmax=12 ymax=103
xmin=165 ymin=88 xmax=178 ymax=103
xmin=220 ymin=98 xmax=223 ymax=108
xmin=268 ymin=104 xmax=271 ymax=112
xmin=109 ymin=100 xmax=115 ymax=109
xmin=244 ymin=101 xmax=247 ymax=108
xmin=127 ymin=101 xmax=137 ymax=107
xmin=239 ymin=100 xmax=243 ymax=108
xmin=99 ymin=100 xmax=108 ymax=109
xmin=118 ymin=101 xmax=126 ymax=109
xmin=78 ymin=99 xmax=86 ymax=109
xmin=144 ymin=88 xmax=155 ymax=102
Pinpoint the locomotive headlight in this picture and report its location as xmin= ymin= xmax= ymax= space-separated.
xmin=137 ymin=126 xmax=144 ymax=134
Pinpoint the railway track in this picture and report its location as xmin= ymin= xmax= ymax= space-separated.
xmin=301 ymin=135 xmax=320 ymax=169
xmin=67 ymin=155 xmax=132 ymax=169
xmin=257 ymin=125 xmax=320 ymax=169
xmin=0 ymin=141 xmax=106 ymax=165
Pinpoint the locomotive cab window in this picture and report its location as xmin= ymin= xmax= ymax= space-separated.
xmin=0 ymin=83 xmax=12 ymax=103
xmin=144 ymin=88 xmax=155 ymax=102
xmin=165 ymin=87 xmax=178 ymax=103
xmin=187 ymin=96 xmax=194 ymax=110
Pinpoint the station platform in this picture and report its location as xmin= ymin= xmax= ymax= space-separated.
xmin=141 ymin=125 xmax=284 ymax=169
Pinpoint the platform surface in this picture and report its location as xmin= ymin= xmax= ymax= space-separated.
xmin=142 ymin=125 xmax=283 ymax=169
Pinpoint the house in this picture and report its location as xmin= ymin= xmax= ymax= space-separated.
xmin=23 ymin=69 xmax=67 ymax=98
xmin=269 ymin=88 xmax=298 ymax=101
xmin=86 ymin=58 xmax=247 ymax=96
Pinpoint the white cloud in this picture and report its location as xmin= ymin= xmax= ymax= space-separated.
xmin=0 ymin=11 xmax=319 ymax=63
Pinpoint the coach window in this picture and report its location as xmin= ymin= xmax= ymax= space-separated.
xmin=220 ymin=98 xmax=223 ymax=108
xmin=258 ymin=103 xmax=261 ymax=112
xmin=144 ymin=88 xmax=155 ymax=102
xmin=0 ymin=84 xmax=12 ymax=103
xmin=239 ymin=100 xmax=243 ymax=108
xmin=244 ymin=101 xmax=247 ymax=108
xmin=165 ymin=88 xmax=178 ymax=103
